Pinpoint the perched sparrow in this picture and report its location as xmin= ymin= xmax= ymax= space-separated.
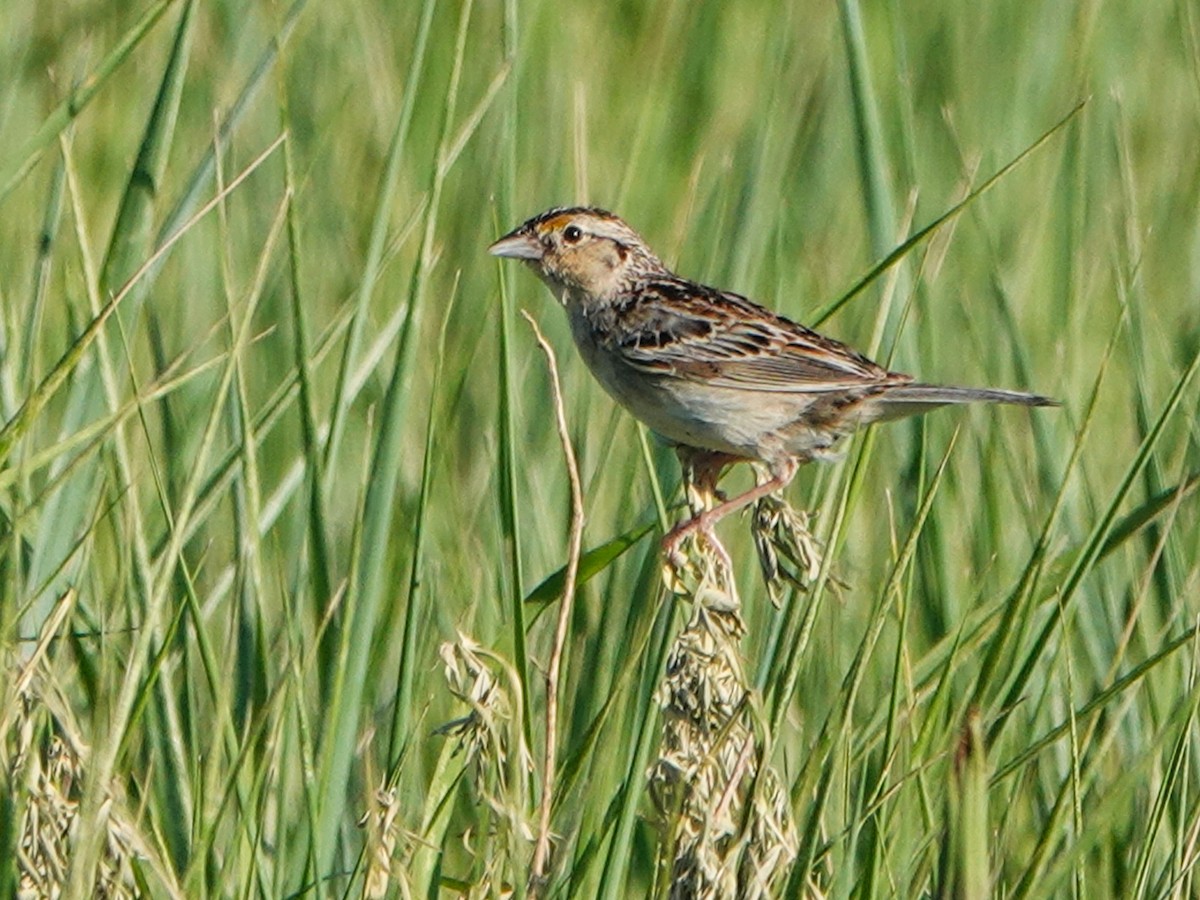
xmin=489 ymin=207 xmax=1056 ymax=555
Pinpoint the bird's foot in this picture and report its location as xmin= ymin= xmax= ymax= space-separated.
xmin=661 ymin=517 xmax=738 ymax=610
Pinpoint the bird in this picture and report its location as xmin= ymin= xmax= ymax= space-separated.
xmin=489 ymin=206 xmax=1056 ymax=559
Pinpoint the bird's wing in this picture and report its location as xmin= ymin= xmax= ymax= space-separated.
xmin=609 ymin=280 xmax=904 ymax=392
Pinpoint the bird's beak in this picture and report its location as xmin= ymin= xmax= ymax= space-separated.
xmin=488 ymin=228 xmax=544 ymax=261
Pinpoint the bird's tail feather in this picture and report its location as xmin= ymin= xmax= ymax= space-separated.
xmin=869 ymin=383 xmax=1059 ymax=422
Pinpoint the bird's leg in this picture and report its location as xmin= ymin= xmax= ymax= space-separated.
xmin=675 ymin=446 xmax=738 ymax=515
xmin=663 ymin=456 xmax=799 ymax=563
xmin=665 ymin=448 xmax=741 ymax=571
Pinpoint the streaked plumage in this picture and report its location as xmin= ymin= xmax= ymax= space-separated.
xmin=489 ymin=206 xmax=1056 ymax=553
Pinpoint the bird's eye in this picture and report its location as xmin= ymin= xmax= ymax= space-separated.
xmin=563 ymin=225 xmax=583 ymax=243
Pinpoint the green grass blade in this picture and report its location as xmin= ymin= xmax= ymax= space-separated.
xmin=524 ymin=519 xmax=655 ymax=626
xmin=15 ymin=151 xmax=65 ymax=399
xmin=100 ymin=0 xmax=196 ymax=294
xmin=386 ymin=276 xmax=460 ymax=769
xmin=493 ymin=0 xmax=532 ymax=754
xmin=279 ymin=123 xmax=336 ymax=680
xmin=945 ymin=711 xmax=990 ymax=900
xmin=321 ymin=0 xmax=436 ymax=479
xmin=811 ymin=98 xmax=1088 ymax=327
xmin=0 ymin=0 xmax=177 ymax=205
xmin=993 ymin=343 xmax=1200 ymax=732
xmin=596 ymin=592 xmax=677 ymax=899
xmin=15 ymin=0 xmax=196 ymax=644
xmin=313 ymin=0 xmax=490 ymax=878
xmin=0 ymin=136 xmax=284 ymax=467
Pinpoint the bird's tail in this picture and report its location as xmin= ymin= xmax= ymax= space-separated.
xmin=869 ymin=382 xmax=1059 ymax=422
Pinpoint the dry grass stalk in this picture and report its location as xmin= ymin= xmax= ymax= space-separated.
xmin=5 ymin=672 xmax=176 ymax=899
xmin=750 ymin=495 xmax=826 ymax=607
xmin=358 ymin=781 xmax=404 ymax=899
xmin=521 ymin=310 xmax=586 ymax=891
xmin=650 ymin=488 xmax=817 ymax=898
xmin=437 ymin=634 xmax=534 ymax=894
xmin=4 ymin=590 xmax=180 ymax=898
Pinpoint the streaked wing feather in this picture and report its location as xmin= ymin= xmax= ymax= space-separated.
xmin=612 ymin=280 xmax=897 ymax=392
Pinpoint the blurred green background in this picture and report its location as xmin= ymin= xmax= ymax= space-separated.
xmin=1 ymin=0 xmax=1198 ymax=896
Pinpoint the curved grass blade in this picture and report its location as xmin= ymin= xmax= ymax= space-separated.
xmin=386 ymin=274 xmax=460 ymax=769
xmin=1097 ymin=471 xmax=1200 ymax=560
xmin=101 ymin=0 xmax=197 ymax=294
xmin=15 ymin=0 xmax=197 ymax=644
xmin=0 ymin=136 xmax=284 ymax=468
xmin=321 ymin=0 xmax=436 ymax=479
xmin=811 ymin=97 xmax=1089 ymax=327
xmin=312 ymin=0 xmax=500 ymax=878
xmin=992 ymin=342 xmax=1200 ymax=737
xmin=524 ymin=519 xmax=656 ymax=627
xmin=0 ymin=0 xmax=177 ymax=205
xmin=991 ymin=623 xmax=1198 ymax=785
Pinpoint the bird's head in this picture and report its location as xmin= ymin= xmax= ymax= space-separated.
xmin=489 ymin=207 xmax=662 ymax=300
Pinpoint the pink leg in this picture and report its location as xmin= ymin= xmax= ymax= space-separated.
xmin=663 ymin=457 xmax=799 ymax=560
xmin=675 ymin=447 xmax=742 ymax=514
